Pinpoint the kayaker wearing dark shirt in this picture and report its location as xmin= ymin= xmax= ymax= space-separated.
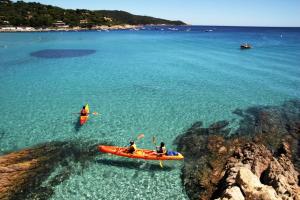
xmin=80 ymin=106 xmax=88 ymax=116
xmin=156 ymin=142 xmax=167 ymax=155
xmin=127 ymin=141 xmax=137 ymax=154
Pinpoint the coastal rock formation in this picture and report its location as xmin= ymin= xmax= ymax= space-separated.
xmin=214 ymin=142 xmax=299 ymax=200
xmin=0 ymin=140 xmax=106 ymax=200
xmin=175 ymin=121 xmax=235 ymax=200
xmin=176 ymin=99 xmax=300 ymax=200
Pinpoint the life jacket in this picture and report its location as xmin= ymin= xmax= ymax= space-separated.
xmin=157 ymin=146 xmax=167 ymax=154
xmin=128 ymin=144 xmax=137 ymax=153
xmin=81 ymin=108 xmax=87 ymax=116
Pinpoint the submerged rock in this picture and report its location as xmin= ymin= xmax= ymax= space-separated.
xmin=0 ymin=140 xmax=107 ymax=200
xmin=176 ymin=99 xmax=300 ymax=200
xmin=30 ymin=49 xmax=96 ymax=58
xmin=175 ymin=126 xmax=234 ymax=199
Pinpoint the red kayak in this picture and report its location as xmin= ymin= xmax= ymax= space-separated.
xmin=80 ymin=104 xmax=89 ymax=125
xmin=98 ymin=145 xmax=184 ymax=160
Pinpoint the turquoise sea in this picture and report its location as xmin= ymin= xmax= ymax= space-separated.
xmin=0 ymin=26 xmax=300 ymax=199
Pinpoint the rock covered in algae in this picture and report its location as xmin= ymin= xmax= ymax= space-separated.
xmin=176 ymin=99 xmax=300 ymax=200
xmin=0 ymin=141 xmax=102 ymax=200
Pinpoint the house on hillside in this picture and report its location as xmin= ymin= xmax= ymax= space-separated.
xmin=0 ymin=15 xmax=9 ymax=26
xmin=80 ymin=19 xmax=88 ymax=24
xmin=52 ymin=21 xmax=69 ymax=28
xmin=103 ymin=17 xmax=112 ymax=22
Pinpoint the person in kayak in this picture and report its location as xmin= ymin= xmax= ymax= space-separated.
xmin=80 ymin=106 xmax=88 ymax=116
xmin=127 ymin=141 xmax=137 ymax=154
xmin=156 ymin=142 xmax=167 ymax=155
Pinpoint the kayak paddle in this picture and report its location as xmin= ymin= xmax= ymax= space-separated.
xmin=72 ymin=112 xmax=100 ymax=115
xmin=152 ymin=136 xmax=163 ymax=168
xmin=137 ymin=133 xmax=145 ymax=140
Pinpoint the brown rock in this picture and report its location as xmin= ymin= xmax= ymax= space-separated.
xmin=236 ymin=167 xmax=279 ymax=200
xmin=262 ymin=154 xmax=300 ymax=200
xmin=0 ymin=141 xmax=101 ymax=200
xmin=214 ymin=142 xmax=300 ymax=200
xmin=177 ymin=99 xmax=300 ymax=200
xmin=215 ymin=186 xmax=245 ymax=200
xmin=218 ymin=146 xmax=227 ymax=154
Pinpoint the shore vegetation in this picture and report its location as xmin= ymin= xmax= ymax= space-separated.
xmin=0 ymin=0 xmax=185 ymax=28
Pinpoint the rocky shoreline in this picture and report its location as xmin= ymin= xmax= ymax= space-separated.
xmin=176 ymin=99 xmax=300 ymax=200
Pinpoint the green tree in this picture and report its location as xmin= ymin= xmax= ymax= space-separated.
xmin=0 ymin=0 xmax=186 ymax=28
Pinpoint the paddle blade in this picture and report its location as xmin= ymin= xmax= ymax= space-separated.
xmin=159 ymin=160 xmax=163 ymax=168
xmin=137 ymin=133 xmax=145 ymax=140
xmin=152 ymin=136 xmax=156 ymax=145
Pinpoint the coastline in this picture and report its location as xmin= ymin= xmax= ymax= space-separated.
xmin=0 ymin=24 xmax=144 ymax=33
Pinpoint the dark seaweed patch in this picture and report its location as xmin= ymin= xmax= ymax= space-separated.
xmin=3 ymin=140 xmax=112 ymax=200
xmin=30 ymin=49 xmax=96 ymax=58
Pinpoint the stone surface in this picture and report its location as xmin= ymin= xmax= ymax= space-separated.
xmin=236 ymin=167 xmax=279 ymax=200
xmin=215 ymin=186 xmax=244 ymax=200
xmin=213 ymin=142 xmax=300 ymax=200
xmin=262 ymin=154 xmax=300 ymax=200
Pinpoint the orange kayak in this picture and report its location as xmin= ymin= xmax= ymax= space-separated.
xmin=80 ymin=104 xmax=89 ymax=125
xmin=98 ymin=145 xmax=184 ymax=160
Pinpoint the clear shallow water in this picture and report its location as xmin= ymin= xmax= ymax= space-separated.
xmin=0 ymin=26 xmax=300 ymax=199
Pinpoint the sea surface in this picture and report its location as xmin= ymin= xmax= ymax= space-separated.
xmin=0 ymin=26 xmax=300 ymax=199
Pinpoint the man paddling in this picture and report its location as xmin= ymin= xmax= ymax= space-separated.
xmin=156 ymin=142 xmax=167 ymax=155
xmin=127 ymin=141 xmax=137 ymax=154
xmin=80 ymin=106 xmax=88 ymax=116
xmin=156 ymin=142 xmax=179 ymax=156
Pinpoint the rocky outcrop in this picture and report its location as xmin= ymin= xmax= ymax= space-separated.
xmin=214 ymin=142 xmax=299 ymax=200
xmin=176 ymin=99 xmax=300 ymax=200
xmin=175 ymin=120 xmax=237 ymax=200
xmin=0 ymin=142 xmax=64 ymax=200
xmin=234 ymin=99 xmax=300 ymax=171
xmin=235 ymin=167 xmax=278 ymax=200
xmin=218 ymin=186 xmax=244 ymax=200
xmin=0 ymin=140 xmax=106 ymax=200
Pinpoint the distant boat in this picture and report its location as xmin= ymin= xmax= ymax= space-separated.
xmin=204 ymin=29 xmax=213 ymax=32
xmin=168 ymin=27 xmax=178 ymax=31
xmin=240 ymin=43 xmax=252 ymax=49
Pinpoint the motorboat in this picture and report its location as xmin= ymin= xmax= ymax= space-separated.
xmin=240 ymin=43 xmax=252 ymax=49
